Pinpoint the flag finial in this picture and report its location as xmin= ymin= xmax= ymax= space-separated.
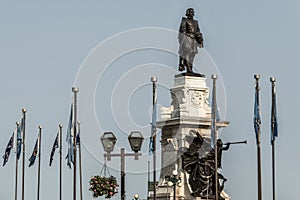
xmin=151 ymin=77 xmax=157 ymax=83
xmin=211 ymin=74 xmax=217 ymax=79
xmin=270 ymin=77 xmax=276 ymax=83
xmin=72 ymin=86 xmax=79 ymax=93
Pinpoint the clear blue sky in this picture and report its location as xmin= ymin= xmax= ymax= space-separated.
xmin=0 ymin=1 xmax=298 ymax=200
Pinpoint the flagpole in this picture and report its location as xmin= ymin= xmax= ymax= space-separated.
xmin=37 ymin=126 xmax=42 ymax=200
xmin=59 ymin=124 xmax=63 ymax=200
xmin=77 ymin=121 xmax=83 ymax=200
xmin=21 ymin=108 xmax=27 ymax=200
xmin=271 ymin=133 xmax=275 ymax=200
xmin=211 ymin=74 xmax=218 ymax=200
xmin=151 ymin=77 xmax=157 ymax=200
xmin=147 ymin=161 xmax=150 ymax=200
xmin=270 ymin=77 xmax=276 ymax=200
xmin=254 ymin=75 xmax=262 ymax=200
xmin=72 ymin=87 xmax=79 ymax=200
xmin=15 ymin=122 xmax=19 ymax=200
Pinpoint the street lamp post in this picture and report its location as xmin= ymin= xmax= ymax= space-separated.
xmin=133 ymin=194 xmax=139 ymax=200
xmin=101 ymin=131 xmax=144 ymax=200
xmin=166 ymin=170 xmax=181 ymax=200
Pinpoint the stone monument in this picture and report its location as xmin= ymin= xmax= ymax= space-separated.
xmin=148 ymin=8 xmax=231 ymax=200
xmin=149 ymin=73 xmax=230 ymax=200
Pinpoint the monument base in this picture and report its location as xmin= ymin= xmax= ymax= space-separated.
xmin=150 ymin=73 xmax=230 ymax=200
xmin=175 ymin=72 xmax=205 ymax=78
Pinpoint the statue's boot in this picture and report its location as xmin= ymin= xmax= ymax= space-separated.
xmin=179 ymin=57 xmax=185 ymax=71
xmin=186 ymin=53 xmax=195 ymax=73
xmin=186 ymin=63 xmax=193 ymax=73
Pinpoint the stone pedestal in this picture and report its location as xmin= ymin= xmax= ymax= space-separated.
xmin=148 ymin=73 xmax=230 ymax=200
xmin=161 ymin=73 xmax=211 ymax=120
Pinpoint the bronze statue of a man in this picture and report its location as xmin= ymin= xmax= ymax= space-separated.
xmin=178 ymin=8 xmax=204 ymax=73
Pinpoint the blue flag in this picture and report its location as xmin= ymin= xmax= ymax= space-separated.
xmin=254 ymin=89 xmax=261 ymax=143
xmin=2 ymin=131 xmax=15 ymax=166
xmin=149 ymin=96 xmax=157 ymax=153
xmin=28 ymin=138 xmax=38 ymax=167
xmin=66 ymin=103 xmax=73 ymax=143
xmin=66 ymin=103 xmax=74 ymax=168
xmin=76 ymin=124 xmax=80 ymax=146
xmin=211 ymin=88 xmax=221 ymax=148
xmin=271 ymin=86 xmax=278 ymax=143
xmin=49 ymin=133 xmax=59 ymax=166
xmin=17 ymin=124 xmax=22 ymax=160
